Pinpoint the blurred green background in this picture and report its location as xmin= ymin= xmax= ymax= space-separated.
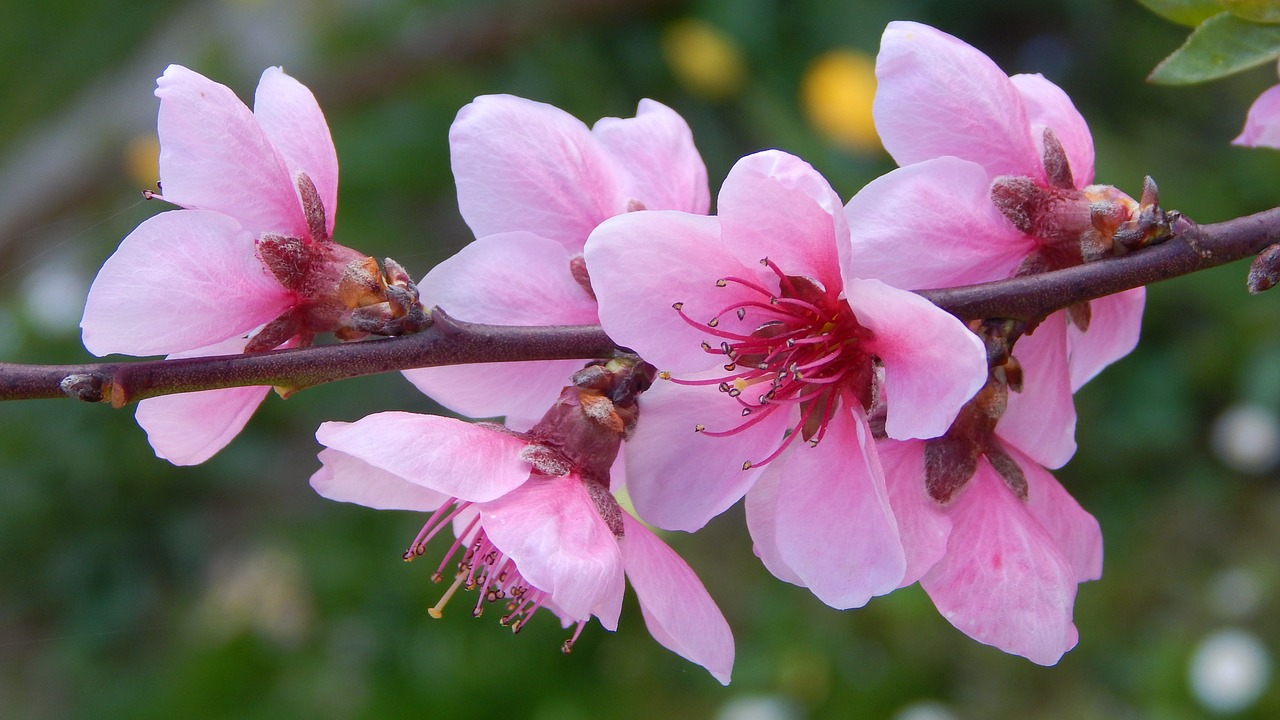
xmin=2 ymin=0 xmax=1279 ymax=717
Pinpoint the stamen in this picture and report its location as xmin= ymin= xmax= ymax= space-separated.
xmin=562 ymin=621 xmax=588 ymax=654
xmin=759 ymin=257 xmax=800 ymax=296
xmin=431 ymin=514 xmax=480 ymax=579
xmin=773 ymin=295 xmax=826 ymax=317
xmin=718 ymin=274 xmax=776 ymax=297
xmin=428 ymin=570 xmax=469 ymax=618
xmin=407 ymin=499 xmax=471 ymax=558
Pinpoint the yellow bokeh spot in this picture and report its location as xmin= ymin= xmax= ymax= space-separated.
xmin=800 ymin=49 xmax=880 ymax=153
xmin=661 ymin=18 xmax=747 ymax=102
xmin=124 ymin=134 xmax=160 ymax=190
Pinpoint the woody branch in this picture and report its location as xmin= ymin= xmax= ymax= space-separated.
xmin=2 ymin=206 xmax=1279 ymax=406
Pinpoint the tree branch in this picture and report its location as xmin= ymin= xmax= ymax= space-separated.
xmin=3 ymin=207 xmax=1279 ymax=406
xmin=916 ymin=209 xmax=1280 ymax=319
xmin=0 ymin=311 xmax=621 ymax=405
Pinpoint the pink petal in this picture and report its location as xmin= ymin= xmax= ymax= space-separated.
xmin=154 ymin=65 xmax=304 ymax=236
xmin=878 ymin=439 xmax=952 ymax=586
xmin=717 ymin=150 xmax=847 ymax=284
xmin=401 ymin=232 xmax=599 ymax=426
xmin=1014 ymin=444 xmax=1102 ymax=583
xmin=450 ymin=94 xmax=625 ymax=252
xmin=479 ymin=475 xmax=626 ymax=628
xmin=619 ymin=513 xmax=734 ymax=684
xmin=315 ymin=413 xmax=531 ymax=502
xmin=253 ymin=66 xmax=339 ymax=236
xmin=1066 ymin=287 xmax=1144 ymax=391
xmin=999 ymin=312 xmax=1077 ymax=469
xmin=1009 ymin=73 xmax=1095 ymax=188
xmin=310 ymin=448 xmax=450 ymax=511
xmin=136 ymin=385 xmax=269 ymax=465
xmin=131 ymin=335 xmax=285 ymax=465
xmin=81 ymin=210 xmax=293 ymax=357
xmin=1234 ymin=83 xmax=1280 ymax=148
xmin=587 ymin=212 xmax=761 ymax=374
xmin=920 ymin=460 xmax=1080 ymax=666
xmin=748 ymin=408 xmax=905 ymax=608
xmin=845 ymin=157 xmax=1035 ymax=290
xmin=743 ymin=467 xmax=804 ymax=585
xmin=845 ymin=278 xmax=988 ymax=440
xmin=403 ymin=360 xmax=590 ymax=432
xmin=874 ymin=22 xmax=1040 ymax=181
xmin=417 ymin=232 xmax=598 ymax=326
xmin=607 ymin=449 xmax=627 ymax=494
xmin=592 ymin=99 xmax=710 ymax=214
xmin=623 ymin=380 xmax=786 ymax=532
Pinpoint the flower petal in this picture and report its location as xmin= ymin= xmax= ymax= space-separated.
xmin=131 ymin=335 xmax=284 ymax=465
xmin=81 ymin=209 xmax=293 ymax=357
xmin=718 ymin=150 xmax=847 ymax=284
xmin=135 ymin=385 xmax=268 ymax=466
xmin=874 ymin=22 xmax=1040 ymax=180
xmin=310 ymin=448 xmax=450 ymax=511
xmin=749 ymin=408 xmax=905 ymax=608
xmin=587 ymin=211 xmax=759 ymax=374
xmin=401 ymin=232 xmax=600 ymax=426
xmin=1015 ymin=444 xmax=1103 ymax=583
xmin=419 ymin=232 xmax=599 ymax=326
xmin=480 ymin=475 xmax=626 ymax=627
xmin=592 ymin=99 xmax=710 ymax=214
xmin=743 ymin=467 xmax=804 ymax=585
xmin=404 ymin=360 xmax=591 ymax=432
xmin=1066 ymin=287 xmax=1144 ymax=391
xmin=154 ymin=65 xmax=303 ymax=236
xmin=920 ymin=460 xmax=1080 ymax=666
xmin=450 ymin=94 xmax=625 ymax=252
xmin=844 ymin=157 xmax=1035 ymax=290
xmin=999 ymin=312 xmax=1077 ymax=469
xmin=1234 ymin=83 xmax=1280 ymax=148
xmin=623 ymin=380 xmax=785 ymax=531
xmin=253 ymin=66 xmax=339 ymax=236
xmin=878 ymin=439 xmax=952 ymax=586
xmin=316 ymin=413 xmax=531 ymax=502
xmin=846 ymin=278 xmax=988 ymax=440
xmin=1009 ymin=73 xmax=1095 ymax=188
xmin=620 ymin=513 xmax=734 ymax=684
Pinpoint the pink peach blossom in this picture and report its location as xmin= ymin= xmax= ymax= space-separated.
xmin=80 ymin=65 xmax=365 ymax=464
xmin=311 ymin=411 xmax=734 ymax=683
xmin=847 ymin=21 xmax=1146 ymax=469
xmin=877 ymin=411 xmax=1102 ymax=665
xmin=402 ymin=95 xmax=709 ymax=429
xmin=1234 ymin=74 xmax=1280 ymax=148
xmin=585 ymin=149 xmax=988 ymax=608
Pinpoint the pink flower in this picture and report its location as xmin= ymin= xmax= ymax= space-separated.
xmin=80 ymin=65 xmax=378 ymax=465
xmin=876 ymin=366 xmax=1102 ymax=666
xmin=310 ymin=405 xmax=734 ymax=684
xmin=402 ymin=94 xmax=709 ymax=429
xmin=846 ymin=21 xmax=1147 ymax=470
xmin=584 ymin=149 xmax=988 ymax=608
xmin=1234 ymin=71 xmax=1280 ymax=148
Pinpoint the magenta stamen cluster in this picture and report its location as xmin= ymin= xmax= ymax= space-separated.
xmin=668 ymin=257 xmax=875 ymax=468
xmin=405 ymin=499 xmax=558 ymax=637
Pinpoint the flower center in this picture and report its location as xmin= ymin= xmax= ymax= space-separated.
xmin=667 ymin=257 xmax=876 ymax=469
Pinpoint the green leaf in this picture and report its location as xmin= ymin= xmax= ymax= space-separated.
xmin=1223 ymin=0 xmax=1280 ymax=23
xmin=1149 ymin=11 xmax=1280 ymax=83
xmin=1136 ymin=0 xmax=1225 ymax=26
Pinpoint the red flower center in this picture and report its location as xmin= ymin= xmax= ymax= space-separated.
xmin=669 ymin=258 xmax=876 ymax=468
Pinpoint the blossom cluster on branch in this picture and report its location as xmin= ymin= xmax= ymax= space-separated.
xmin=29 ymin=19 xmax=1280 ymax=682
